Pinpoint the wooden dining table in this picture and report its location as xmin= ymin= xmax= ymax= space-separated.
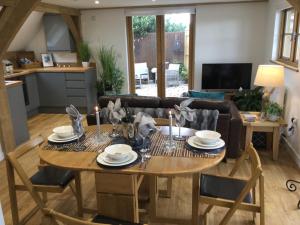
xmin=39 ymin=125 xmax=225 ymax=225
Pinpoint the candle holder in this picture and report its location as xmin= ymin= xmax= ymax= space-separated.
xmin=164 ymin=111 xmax=176 ymax=152
xmin=94 ymin=106 xmax=107 ymax=144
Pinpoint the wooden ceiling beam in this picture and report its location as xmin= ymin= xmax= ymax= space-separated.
xmin=0 ymin=0 xmax=15 ymax=7
xmin=62 ymin=14 xmax=82 ymax=50
xmin=35 ymin=3 xmax=80 ymax=16
xmin=0 ymin=0 xmax=41 ymax=154
xmin=287 ymin=0 xmax=300 ymax=12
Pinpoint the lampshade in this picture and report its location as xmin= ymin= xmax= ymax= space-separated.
xmin=254 ymin=65 xmax=285 ymax=87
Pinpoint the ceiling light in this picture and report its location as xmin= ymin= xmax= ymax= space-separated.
xmin=95 ymin=0 xmax=100 ymax=4
xmin=152 ymin=0 xmax=156 ymax=2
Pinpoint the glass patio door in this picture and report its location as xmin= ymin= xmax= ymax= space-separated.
xmin=127 ymin=12 xmax=195 ymax=97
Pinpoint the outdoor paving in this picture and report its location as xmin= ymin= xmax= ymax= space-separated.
xmin=136 ymin=83 xmax=188 ymax=97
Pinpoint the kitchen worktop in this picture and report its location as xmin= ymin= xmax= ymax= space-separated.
xmin=4 ymin=67 xmax=95 ymax=79
xmin=5 ymin=80 xmax=23 ymax=88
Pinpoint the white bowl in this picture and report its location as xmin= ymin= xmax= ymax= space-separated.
xmin=104 ymin=144 xmax=132 ymax=161
xmin=195 ymin=130 xmax=221 ymax=145
xmin=53 ymin=126 xmax=74 ymax=138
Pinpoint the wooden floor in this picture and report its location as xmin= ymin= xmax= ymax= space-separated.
xmin=1 ymin=113 xmax=300 ymax=225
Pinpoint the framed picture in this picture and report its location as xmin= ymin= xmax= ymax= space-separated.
xmin=41 ymin=53 xmax=54 ymax=67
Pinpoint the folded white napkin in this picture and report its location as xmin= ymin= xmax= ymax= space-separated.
xmin=66 ymin=105 xmax=84 ymax=135
xmin=173 ymin=99 xmax=196 ymax=126
xmin=107 ymin=98 xmax=126 ymax=121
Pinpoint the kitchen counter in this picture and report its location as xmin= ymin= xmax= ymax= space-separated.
xmin=4 ymin=67 xmax=95 ymax=79
xmin=5 ymin=80 xmax=23 ymax=88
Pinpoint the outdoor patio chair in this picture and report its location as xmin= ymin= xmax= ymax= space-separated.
xmin=165 ymin=63 xmax=180 ymax=87
xmin=135 ymin=62 xmax=149 ymax=88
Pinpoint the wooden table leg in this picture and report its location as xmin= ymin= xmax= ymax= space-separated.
xmin=245 ymin=126 xmax=253 ymax=151
xmin=149 ymin=176 xmax=158 ymax=220
xmin=192 ymin=173 xmax=200 ymax=225
xmin=272 ymin=127 xmax=280 ymax=160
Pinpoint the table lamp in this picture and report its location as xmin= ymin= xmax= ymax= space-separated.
xmin=254 ymin=65 xmax=285 ymax=116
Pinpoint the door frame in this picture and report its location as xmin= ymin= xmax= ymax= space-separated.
xmin=126 ymin=14 xmax=195 ymax=97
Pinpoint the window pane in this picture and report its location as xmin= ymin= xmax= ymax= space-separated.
xmin=285 ymin=10 xmax=295 ymax=33
xmin=282 ymin=34 xmax=292 ymax=58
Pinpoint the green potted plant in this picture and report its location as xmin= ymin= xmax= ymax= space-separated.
xmin=232 ymin=87 xmax=263 ymax=111
xmin=78 ymin=42 xmax=91 ymax=68
xmin=265 ymin=102 xmax=283 ymax=122
xmin=97 ymin=46 xmax=124 ymax=95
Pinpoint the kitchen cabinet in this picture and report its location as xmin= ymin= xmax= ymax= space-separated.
xmin=37 ymin=73 xmax=67 ymax=107
xmin=25 ymin=73 xmax=40 ymax=117
xmin=7 ymin=84 xmax=29 ymax=145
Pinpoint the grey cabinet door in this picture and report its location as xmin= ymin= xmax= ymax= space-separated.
xmin=25 ymin=73 xmax=40 ymax=113
xmin=37 ymin=73 xmax=67 ymax=107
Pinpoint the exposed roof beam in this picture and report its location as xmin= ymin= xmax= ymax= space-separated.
xmin=35 ymin=3 xmax=80 ymax=16
xmin=0 ymin=0 xmax=41 ymax=155
xmin=0 ymin=0 xmax=15 ymax=7
xmin=287 ymin=0 xmax=300 ymax=12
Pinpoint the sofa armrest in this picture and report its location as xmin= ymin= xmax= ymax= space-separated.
xmin=227 ymin=102 xmax=243 ymax=158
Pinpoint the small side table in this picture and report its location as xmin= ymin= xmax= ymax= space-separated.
xmin=240 ymin=112 xmax=287 ymax=160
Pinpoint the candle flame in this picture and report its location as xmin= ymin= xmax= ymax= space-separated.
xmin=169 ymin=110 xmax=172 ymax=115
xmin=95 ymin=106 xmax=99 ymax=112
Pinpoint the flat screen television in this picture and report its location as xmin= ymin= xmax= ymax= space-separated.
xmin=202 ymin=63 xmax=252 ymax=90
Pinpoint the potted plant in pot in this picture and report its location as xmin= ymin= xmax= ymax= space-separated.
xmin=79 ymin=42 xmax=91 ymax=67
xmin=97 ymin=46 xmax=124 ymax=95
xmin=265 ymin=102 xmax=283 ymax=122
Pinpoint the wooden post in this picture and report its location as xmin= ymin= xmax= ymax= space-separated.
xmin=287 ymin=0 xmax=300 ymax=12
xmin=0 ymin=0 xmax=41 ymax=154
xmin=62 ymin=14 xmax=82 ymax=50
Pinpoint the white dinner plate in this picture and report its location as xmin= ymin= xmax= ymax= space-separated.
xmin=187 ymin=136 xmax=225 ymax=150
xmin=97 ymin=151 xmax=138 ymax=167
xmin=48 ymin=133 xmax=83 ymax=143
xmin=102 ymin=153 xmax=132 ymax=164
xmin=193 ymin=138 xmax=221 ymax=147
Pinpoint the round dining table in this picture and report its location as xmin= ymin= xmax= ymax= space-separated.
xmin=39 ymin=125 xmax=225 ymax=225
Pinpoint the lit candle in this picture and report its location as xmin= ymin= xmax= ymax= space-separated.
xmin=169 ymin=110 xmax=173 ymax=143
xmin=95 ymin=106 xmax=101 ymax=137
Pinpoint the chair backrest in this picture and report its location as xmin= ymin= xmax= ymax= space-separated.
xmin=6 ymin=136 xmax=46 ymax=210
xmin=168 ymin=64 xmax=180 ymax=71
xmin=229 ymin=143 xmax=262 ymax=179
xmin=43 ymin=208 xmax=102 ymax=225
xmin=154 ymin=118 xmax=169 ymax=126
xmin=134 ymin=63 xmax=148 ymax=75
xmin=0 ymin=202 xmax=5 ymax=225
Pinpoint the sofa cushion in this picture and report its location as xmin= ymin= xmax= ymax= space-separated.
xmin=190 ymin=100 xmax=230 ymax=114
xmin=189 ymin=90 xmax=225 ymax=100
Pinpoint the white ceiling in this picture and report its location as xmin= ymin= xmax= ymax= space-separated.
xmin=41 ymin=0 xmax=262 ymax=9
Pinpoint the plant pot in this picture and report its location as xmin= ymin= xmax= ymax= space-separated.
xmin=267 ymin=114 xmax=279 ymax=122
xmin=82 ymin=62 xmax=89 ymax=68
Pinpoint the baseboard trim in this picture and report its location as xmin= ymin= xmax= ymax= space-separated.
xmin=282 ymin=136 xmax=300 ymax=168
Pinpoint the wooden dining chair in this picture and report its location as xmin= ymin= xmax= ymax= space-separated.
xmin=199 ymin=143 xmax=264 ymax=225
xmin=43 ymin=208 xmax=146 ymax=225
xmin=6 ymin=136 xmax=83 ymax=225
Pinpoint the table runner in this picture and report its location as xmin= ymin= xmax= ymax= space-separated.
xmin=43 ymin=126 xmax=225 ymax=158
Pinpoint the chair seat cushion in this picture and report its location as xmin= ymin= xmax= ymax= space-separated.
xmin=200 ymin=174 xmax=252 ymax=203
xmin=92 ymin=214 xmax=142 ymax=225
xmin=30 ymin=166 xmax=75 ymax=188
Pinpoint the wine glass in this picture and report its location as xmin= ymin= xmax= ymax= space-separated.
xmin=109 ymin=112 xmax=120 ymax=138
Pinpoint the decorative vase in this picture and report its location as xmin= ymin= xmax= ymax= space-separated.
xmin=122 ymin=122 xmax=135 ymax=140
xmin=267 ymin=114 xmax=279 ymax=122
xmin=82 ymin=62 xmax=89 ymax=68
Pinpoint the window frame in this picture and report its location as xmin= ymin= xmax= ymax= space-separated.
xmin=277 ymin=8 xmax=300 ymax=67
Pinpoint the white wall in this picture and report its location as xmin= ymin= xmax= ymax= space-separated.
xmin=81 ymin=9 xmax=129 ymax=94
xmin=8 ymin=11 xmax=47 ymax=60
xmin=194 ymin=2 xmax=267 ymax=90
xmin=264 ymin=0 xmax=300 ymax=166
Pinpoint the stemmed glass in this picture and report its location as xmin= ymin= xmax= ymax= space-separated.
xmin=109 ymin=112 xmax=120 ymax=138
